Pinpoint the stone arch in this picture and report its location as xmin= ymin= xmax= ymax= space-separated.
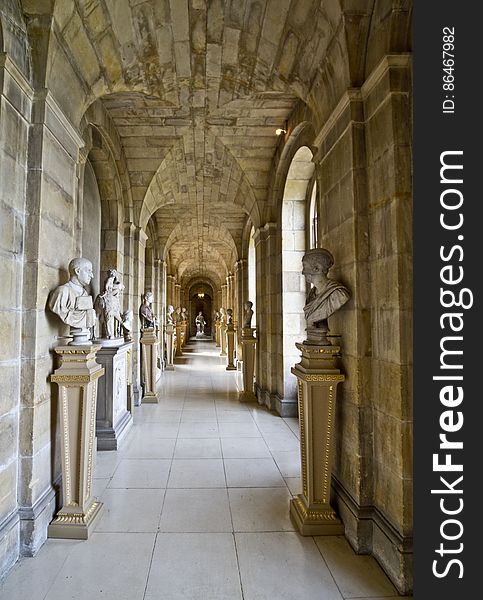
xmin=267 ymin=121 xmax=317 ymax=219
xmin=84 ymin=124 xmax=125 ymax=289
xmin=364 ymin=0 xmax=412 ymax=78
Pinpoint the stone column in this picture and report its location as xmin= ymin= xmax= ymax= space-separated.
xmin=221 ymin=283 xmax=228 ymax=310
xmin=226 ymin=321 xmax=237 ymax=371
xmin=132 ymin=226 xmax=147 ymax=407
xmin=235 ymin=260 xmax=247 ymax=364
xmin=290 ymin=342 xmax=345 ymax=535
xmin=95 ymin=341 xmax=134 ymax=450
xmin=49 ymin=345 xmax=105 ymax=539
xmin=166 ymin=275 xmax=175 ymax=306
xmin=174 ymin=283 xmax=181 ymax=308
xmin=239 ymin=327 xmax=256 ymax=401
xmin=165 ymin=323 xmax=175 ymax=370
xmin=214 ymin=319 xmax=220 ymax=346
xmin=140 ymin=328 xmax=159 ymax=402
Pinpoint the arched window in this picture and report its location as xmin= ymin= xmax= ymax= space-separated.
xmin=309 ymin=182 xmax=319 ymax=249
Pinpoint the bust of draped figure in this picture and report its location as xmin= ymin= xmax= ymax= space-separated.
xmin=302 ymin=248 xmax=350 ymax=345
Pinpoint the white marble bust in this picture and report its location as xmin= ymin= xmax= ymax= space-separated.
xmin=48 ymin=257 xmax=97 ymax=345
xmin=302 ymin=248 xmax=350 ymax=344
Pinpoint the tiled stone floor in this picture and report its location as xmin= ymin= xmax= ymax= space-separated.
xmin=0 ymin=339 xmax=410 ymax=599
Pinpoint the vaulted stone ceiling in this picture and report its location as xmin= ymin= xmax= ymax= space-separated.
xmin=49 ymin=0 xmax=365 ymax=286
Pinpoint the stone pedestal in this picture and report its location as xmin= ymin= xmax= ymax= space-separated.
xmin=290 ymin=342 xmax=345 ymax=536
xmin=239 ymin=328 xmax=256 ymax=401
xmin=49 ymin=345 xmax=105 ymax=539
xmin=96 ymin=342 xmax=134 ymax=450
xmin=220 ymin=323 xmax=227 ymax=356
xmin=165 ymin=323 xmax=175 ymax=370
xmin=226 ymin=324 xmax=237 ymax=370
xmin=215 ymin=321 xmax=220 ymax=346
xmin=175 ymin=324 xmax=183 ymax=356
xmin=140 ymin=328 xmax=159 ymax=403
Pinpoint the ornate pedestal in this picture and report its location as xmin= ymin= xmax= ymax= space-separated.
xmin=220 ymin=323 xmax=227 ymax=356
xmin=290 ymin=342 xmax=345 ymax=535
xmin=49 ymin=345 xmax=104 ymax=539
xmin=165 ymin=323 xmax=175 ymax=370
xmin=95 ymin=341 xmax=134 ymax=450
xmin=140 ymin=327 xmax=159 ymax=403
xmin=239 ymin=328 xmax=256 ymax=401
xmin=175 ymin=324 xmax=183 ymax=356
xmin=215 ymin=321 xmax=220 ymax=346
xmin=226 ymin=324 xmax=237 ymax=370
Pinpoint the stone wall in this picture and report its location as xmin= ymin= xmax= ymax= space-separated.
xmin=0 ymin=48 xmax=31 ymax=578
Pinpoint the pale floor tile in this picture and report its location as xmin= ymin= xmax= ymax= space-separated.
xmin=108 ymin=458 xmax=171 ymax=488
xmin=174 ymin=437 xmax=222 ymax=458
xmin=270 ymin=450 xmax=301 ymax=477
xmin=177 ymin=421 xmax=220 ymax=438
xmin=284 ymin=476 xmax=302 ymax=496
xmin=218 ymin=422 xmax=262 ymax=437
xmin=93 ymin=450 xmax=121 ymax=478
xmin=119 ymin=436 xmax=176 ymax=459
xmin=168 ymin=458 xmax=226 ymax=488
xmin=0 ymin=539 xmax=80 ymax=600
xmin=221 ymin=437 xmax=271 ymax=459
xmin=92 ymin=477 xmax=110 ymax=499
xmin=159 ymin=488 xmax=232 ymax=532
xmin=216 ymin=410 xmax=255 ymax=422
xmin=315 ymin=536 xmax=397 ymax=598
xmin=130 ymin=422 xmax=179 ymax=438
xmin=95 ymin=489 xmax=165 ymax=532
xmin=229 ymin=488 xmax=295 ymax=532
xmin=224 ymin=458 xmax=286 ymax=487
xmin=44 ymin=533 xmax=155 ymax=600
xmin=262 ymin=433 xmax=300 ymax=452
xmin=145 ymin=533 xmax=242 ymax=600
xmin=236 ymin=532 xmax=343 ymax=600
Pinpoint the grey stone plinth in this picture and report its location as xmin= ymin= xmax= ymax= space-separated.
xmin=95 ymin=341 xmax=134 ymax=450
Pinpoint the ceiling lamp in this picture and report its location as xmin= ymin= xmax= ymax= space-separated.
xmin=197 ymin=293 xmax=205 ymax=298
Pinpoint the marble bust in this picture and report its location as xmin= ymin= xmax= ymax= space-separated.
xmin=167 ymin=304 xmax=175 ymax=325
xmin=219 ymin=307 xmax=226 ymax=324
xmin=181 ymin=307 xmax=188 ymax=323
xmin=139 ymin=291 xmax=156 ymax=329
xmin=48 ymin=257 xmax=97 ymax=345
xmin=226 ymin=308 xmax=233 ymax=325
xmin=243 ymin=301 xmax=254 ymax=328
xmin=302 ymin=248 xmax=350 ymax=344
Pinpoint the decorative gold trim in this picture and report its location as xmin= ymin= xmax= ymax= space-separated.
xmin=86 ymin=380 xmax=97 ymax=500
xmin=293 ymin=496 xmax=339 ymax=522
xmin=51 ymin=369 xmax=104 ymax=384
xmin=321 ymin=385 xmax=334 ymax=503
xmin=51 ymin=501 xmax=100 ymax=525
xmin=297 ymin=380 xmax=308 ymax=498
xmin=296 ymin=344 xmax=340 ymax=355
xmin=298 ymin=374 xmax=345 ymax=382
xmin=61 ymin=387 xmax=72 ymax=505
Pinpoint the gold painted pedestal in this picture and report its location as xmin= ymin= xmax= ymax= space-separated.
xmin=290 ymin=342 xmax=345 ymax=535
xmin=239 ymin=328 xmax=256 ymax=401
xmin=49 ymin=345 xmax=105 ymax=539
xmin=226 ymin=324 xmax=237 ymax=370
xmin=140 ymin=328 xmax=159 ymax=403
xmin=165 ymin=323 xmax=175 ymax=370
xmin=215 ymin=321 xmax=220 ymax=347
